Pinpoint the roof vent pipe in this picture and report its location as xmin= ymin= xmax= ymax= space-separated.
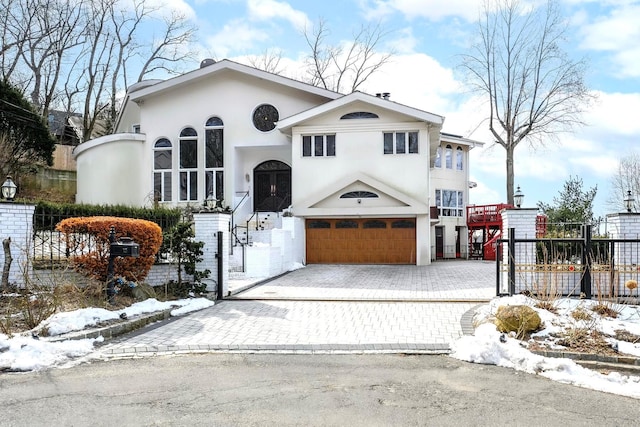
xmin=382 ymin=92 xmax=390 ymax=100
xmin=375 ymin=93 xmax=382 ymax=98
xmin=200 ymin=58 xmax=216 ymax=68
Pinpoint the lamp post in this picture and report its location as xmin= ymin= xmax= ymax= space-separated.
xmin=624 ymin=190 xmax=635 ymax=213
xmin=514 ymin=185 xmax=524 ymax=208
xmin=1 ymin=176 xmax=17 ymax=201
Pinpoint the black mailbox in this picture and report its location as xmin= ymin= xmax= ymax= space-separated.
xmin=110 ymin=237 xmax=139 ymax=258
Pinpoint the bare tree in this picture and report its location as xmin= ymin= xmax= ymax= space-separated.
xmin=302 ymin=19 xmax=393 ymax=93
xmin=247 ymin=48 xmax=284 ymax=74
xmin=608 ymin=152 xmax=640 ymax=213
xmin=19 ymin=0 xmax=85 ymax=115
xmin=459 ymin=0 xmax=593 ymax=205
xmin=136 ymin=10 xmax=197 ymax=82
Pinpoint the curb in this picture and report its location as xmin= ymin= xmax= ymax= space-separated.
xmin=46 ymin=309 xmax=173 ymax=343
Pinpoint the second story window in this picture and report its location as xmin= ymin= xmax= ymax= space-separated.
xmin=435 ymin=189 xmax=464 ymax=217
xmin=383 ymin=131 xmax=418 ymax=154
xmin=445 ymin=144 xmax=452 ymax=168
xmin=302 ymin=134 xmax=336 ymax=157
xmin=456 ymin=146 xmax=463 ymax=171
xmin=179 ymin=127 xmax=198 ymax=201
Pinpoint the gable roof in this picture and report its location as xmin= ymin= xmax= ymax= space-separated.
xmin=127 ymin=59 xmax=342 ymax=103
xmin=277 ymin=91 xmax=444 ymax=131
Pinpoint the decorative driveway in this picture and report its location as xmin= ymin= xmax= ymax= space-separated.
xmin=99 ymin=261 xmax=496 ymax=357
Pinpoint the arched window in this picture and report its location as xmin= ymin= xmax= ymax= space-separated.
xmin=456 ymin=146 xmax=463 ymax=171
xmin=153 ymin=138 xmax=172 ymax=202
xmin=445 ymin=144 xmax=452 ymax=169
xmin=205 ymin=117 xmax=224 ymax=202
xmin=434 ymin=146 xmax=442 ymax=168
xmin=340 ymin=191 xmax=379 ymax=199
xmin=179 ymin=127 xmax=198 ymax=201
xmin=340 ymin=112 xmax=379 ymax=119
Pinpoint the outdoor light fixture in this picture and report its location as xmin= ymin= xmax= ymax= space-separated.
xmin=624 ymin=189 xmax=635 ymax=213
xmin=1 ymin=176 xmax=17 ymax=201
xmin=514 ymin=185 xmax=524 ymax=208
xmin=204 ymin=193 xmax=216 ymax=209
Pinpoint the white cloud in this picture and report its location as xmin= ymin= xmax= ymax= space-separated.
xmin=206 ymin=20 xmax=270 ymax=57
xmin=359 ymin=53 xmax=461 ymax=114
xmin=360 ymin=0 xmax=482 ymax=22
xmin=578 ymin=3 xmax=640 ymax=77
xmin=247 ymin=0 xmax=311 ymax=30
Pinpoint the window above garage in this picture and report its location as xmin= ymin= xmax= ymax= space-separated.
xmin=383 ymin=131 xmax=418 ymax=154
xmin=302 ymin=134 xmax=336 ymax=157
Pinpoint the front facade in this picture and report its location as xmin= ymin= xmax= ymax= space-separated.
xmin=74 ymin=59 xmax=482 ymax=265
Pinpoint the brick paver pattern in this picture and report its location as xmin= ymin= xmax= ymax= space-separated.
xmin=100 ymin=261 xmax=495 ymax=356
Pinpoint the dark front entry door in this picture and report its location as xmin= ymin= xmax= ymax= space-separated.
xmin=254 ymin=160 xmax=291 ymax=212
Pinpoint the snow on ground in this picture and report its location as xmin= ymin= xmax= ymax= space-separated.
xmin=0 ymin=298 xmax=214 ymax=372
xmin=451 ymin=295 xmax=640 ymax=399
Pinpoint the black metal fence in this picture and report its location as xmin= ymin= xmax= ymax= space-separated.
xmin=497 ymin=225 xmax=640 ymax=300
xmin=31 ymin=205 xmax=183 ymax=267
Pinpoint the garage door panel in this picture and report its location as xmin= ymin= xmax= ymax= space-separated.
xmin=306 ymin=218 xmax=416 ymax=264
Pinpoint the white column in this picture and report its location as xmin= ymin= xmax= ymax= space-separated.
xmin=606 ymin=213 xmax=640 ymax=297
xmin=193 ymin=212 xmax=230 ymax=296
xmin=0 ymin=202 xmax=36 ymax=288
xmin=500 ymin=208 xmax=538 ymax=294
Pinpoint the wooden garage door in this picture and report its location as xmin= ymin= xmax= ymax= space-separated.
xmin=306 ymin=218 xmax=416 ymax=264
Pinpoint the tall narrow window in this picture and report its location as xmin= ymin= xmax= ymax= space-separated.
xmin=445 ymin=144 xmax=452 ymax=169
xmin=456 ymin=146 xmax=463 ymax=170
xmin=153 ymin=138 xmax=172 ymax=202
xmin=205 ymin=117 xmax=224 ymax=202
xmin=179 ymin=127 xmax=198 ymax=201
xmin=434 ymin=146 xmax=442 ymax=168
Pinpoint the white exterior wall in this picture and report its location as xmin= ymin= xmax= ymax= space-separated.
xmin=290 ymin=120 xmax=430 ymax=205
xmin=74 ymin=134 xmax=147 ymax=206
xmin=0 ymin=203 xmax=35 ymax=287
xmin=430 ymin=143 xmax=472 ymax=258
xmin=138 ymin=72 xmax=328 ymax=210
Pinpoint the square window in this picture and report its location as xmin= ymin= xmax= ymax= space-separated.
xmin=314 ymin=135 xmax=324 ymax=156
xmin=408 ymin=132 xmax=418 ymax=153
xmin=302 ymin=136 xmax=312 ymax=157
xmin=396 ymin=132 xmax=406 ymax=154
xmin=383 ymin=133 xmax=393 ymax=154
xmin=326 ymin=135 xmax=336 ymax=156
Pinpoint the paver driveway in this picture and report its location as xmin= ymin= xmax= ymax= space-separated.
xmin=99 ymin=261 xmax=496 ymax=357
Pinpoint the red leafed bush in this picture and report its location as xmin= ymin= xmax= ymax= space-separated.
xmin=56 ymin=216 xmax=163 ymax=282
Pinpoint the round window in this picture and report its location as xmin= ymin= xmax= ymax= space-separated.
xmin=252 ymin=104 xmax=279 ymax=132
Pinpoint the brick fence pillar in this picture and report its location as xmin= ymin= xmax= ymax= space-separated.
xmin=0 ymin=202 xmax=36 ymax=288
xmin=500 ymin=208 xmax=538 ymax=294
xmin=193 ymin=212 xmax=230 ymax=296
xmin=605 ymin=212 xmax=640 ymax=297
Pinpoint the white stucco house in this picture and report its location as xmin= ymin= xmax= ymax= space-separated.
xmin=74 ymin=59 xmax=482 ymax=267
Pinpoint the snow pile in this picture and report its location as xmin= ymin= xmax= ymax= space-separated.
xmin=451 ymin=296 xmax=640 ymax=399
xmin=1 ymin=334 xmax=101 ymax=372
xmin=40 ymin=298 xmax=215 ymax=336
xmin=0 ymin=297 xmax=214 ymax=372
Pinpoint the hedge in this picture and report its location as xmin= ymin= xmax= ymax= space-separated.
xmin=56 ymin=216 xmax=163 ymax=282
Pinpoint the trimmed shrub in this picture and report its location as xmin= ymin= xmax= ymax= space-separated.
xmin=56 ymin=216 xmax=163 ymax=282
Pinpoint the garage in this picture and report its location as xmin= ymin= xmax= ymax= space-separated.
xmin=305 ymin=218 xmax=416 ymax=264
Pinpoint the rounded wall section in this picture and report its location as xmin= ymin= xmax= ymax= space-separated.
xmin=74 ymin=133 xmax=147 ymax=206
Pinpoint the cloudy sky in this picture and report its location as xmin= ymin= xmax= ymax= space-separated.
xmin=156 ymin=0 xmax=640 ymax=217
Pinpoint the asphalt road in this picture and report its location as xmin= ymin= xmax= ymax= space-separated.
xmin=0 ymin=354 xmax=637 ymax=426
